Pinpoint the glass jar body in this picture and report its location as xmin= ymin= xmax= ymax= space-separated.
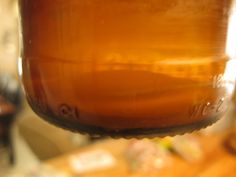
xmin=19 ymin=0 xmax=236 ymax=137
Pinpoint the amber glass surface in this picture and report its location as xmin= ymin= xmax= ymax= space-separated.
xmin=19 ymin=0 xmax=236 ymax=137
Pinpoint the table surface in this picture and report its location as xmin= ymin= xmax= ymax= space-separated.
xmin=46 ymin=129 xmax=236 ymax=177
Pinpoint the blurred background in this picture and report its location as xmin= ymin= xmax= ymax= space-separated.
xmin=0 ymin=0 xmax=91 ymax=175
xmin=1 ymin=0 xmax=236 ymax=177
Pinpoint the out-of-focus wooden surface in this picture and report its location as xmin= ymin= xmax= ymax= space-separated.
xmin=46 ymin=129 xmax=236 ymax=177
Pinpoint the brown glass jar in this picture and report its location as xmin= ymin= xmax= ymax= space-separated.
xmin=19 ymin=0 xmax=236 ymax=137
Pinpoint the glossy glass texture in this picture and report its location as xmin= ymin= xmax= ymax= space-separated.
xmin=19 ymin=0 xmax=236 ymax=137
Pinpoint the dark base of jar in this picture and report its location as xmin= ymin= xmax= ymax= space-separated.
xmin=29 ymin=104 xmax=223 ymax=138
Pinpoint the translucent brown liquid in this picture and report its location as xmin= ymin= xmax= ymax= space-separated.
xmin=19 ymin=0 xmax=236 ymax=137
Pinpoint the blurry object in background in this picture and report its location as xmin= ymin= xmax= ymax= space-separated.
xmin=125 ymin=139 xmax=171 ymax=172
xmin=125 ymin=134 xmax=203 ymax=172
xmin=0 ymin=73 xmax=22 ymax=165
xmin=0 ymin=0 xmax=19 ymax=76
xmin=0 ymin=95 xmax=15 ymax=116
xmin=0 ymin=73 xmax=22 ymax=109
xmin=25 ymin=165 xmax=70 ymax=177
xmin=44 ymin=133 xmax=236 ymax=177
xmin=153 ymin=134 xmax=203 ymax=162
xmin=223 ymin=131 xmax=236 ymax=155
xmin=172 ymin=134 xmax=203 ymax=162
xmin=70 ymin=149 xmax=116 ymax=174
xmin=152 ymin=137 xmax=173 ymax=150
xmin=0 ymin=145 xmax=10 ymax=173
xmin=16 ymin=108 xmax=90 ymax=161
xmin=2 ymin=164 xmax=70 ymax=177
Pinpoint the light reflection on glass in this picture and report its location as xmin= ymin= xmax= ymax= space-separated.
xmin=226 ymin=1 xmax=236 ymax=58
xmin=225 ymin=1 xmax=236 ymax=95
xmin=223 ymin=59 xmax=236 ymax=94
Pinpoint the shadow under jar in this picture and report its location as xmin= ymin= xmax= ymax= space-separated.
xmin=19 ymin=0 xmax=236 ymax=137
